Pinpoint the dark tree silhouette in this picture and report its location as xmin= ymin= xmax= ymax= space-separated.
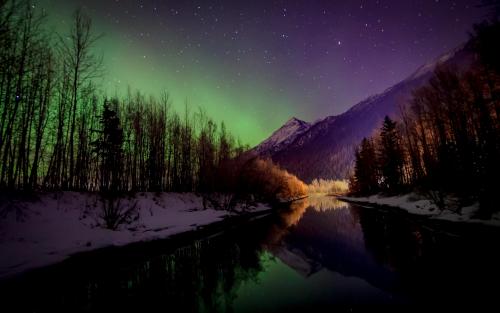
xmin=92 ymin=101 xmax=124 ymax=193
xmin=353 ymin=138 xmax=379 ymax=195
xmin=378 ymin=116 xmax=404 ymax=192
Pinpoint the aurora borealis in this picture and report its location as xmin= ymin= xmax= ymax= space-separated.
xmin=36 ymin=0 xmax=488 ymax=146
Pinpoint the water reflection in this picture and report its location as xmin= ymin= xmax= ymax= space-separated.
xmin=1 ymin=222 xmax=268 ymax=312
xmin=2 ymin=196 xmax=500 ymax=311
xmin=276 ymin=195 xmax=348 ymax=228
xmin=303 ymin=194 xmax=350 ymax=211
xmin=255 ymin=196 xmax=399 ymax=303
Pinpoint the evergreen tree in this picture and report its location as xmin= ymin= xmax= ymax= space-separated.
xmin=93 ymin=100 xmax=123 ymax=192
xmin=353 ymin=138 xmax=379 ymax=195
xmin=378 ymin=116 xmax=404 ymax=192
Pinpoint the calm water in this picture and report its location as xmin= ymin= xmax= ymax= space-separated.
xmin=2 ymin=196 xmax=500 ymax=311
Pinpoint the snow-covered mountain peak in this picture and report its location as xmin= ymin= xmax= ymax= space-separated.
xmin=285 ymin=116 xmax=306 ymax=125
xmin=254 ymin=117 xmax=311 ymax=154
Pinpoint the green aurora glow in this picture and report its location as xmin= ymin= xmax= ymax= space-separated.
xmin=37 ymin=0 xmax=300 ymax=147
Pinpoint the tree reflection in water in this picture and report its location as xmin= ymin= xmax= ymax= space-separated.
xmin=3 ymin=196 xmax=500 ymax=311
xmin=1 ymin=220 xmax=271 ymax=313
xmin=357 ymin=207 xmax=500 ymax=304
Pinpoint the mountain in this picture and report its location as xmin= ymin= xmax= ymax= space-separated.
xmin=253 ymin=117 xmax=311 ymax=155
xmin=254 ymin=45 xmax=476 ymax=182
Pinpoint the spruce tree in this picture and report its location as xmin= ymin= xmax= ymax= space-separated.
xmin=353 ymin=138 xmax=378 ymax=195
xmin=378 ymin=116 xmax=404 ymax=192
xmin=93 ymin=100 xmax=123 ymax=192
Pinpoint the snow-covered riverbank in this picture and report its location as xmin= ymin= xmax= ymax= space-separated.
xmin=339 ymin=193 xmax=500 ymax=227
xmin=0 ymin=192 xmax=271 ymax=278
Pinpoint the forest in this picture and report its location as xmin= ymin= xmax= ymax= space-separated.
xmin=351 ymin=19 xmax=500 ymax=218
xmin=0 ymin=1 xmax=306 ymax=204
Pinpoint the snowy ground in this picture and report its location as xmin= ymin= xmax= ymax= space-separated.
xmin=0 ymin=192 xmax=271 ymax=278
xmin=339 ymin=193 xmax=500 ymax=227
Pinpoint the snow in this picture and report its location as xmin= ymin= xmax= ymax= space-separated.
xmin=254 ymin=117 xmax=311 ymax=154
xmin=0 ymin=192 xmax=271 ymax=278
xmin=407 ymin=45 xmax=461 ymax=80
xmin=339 ymin=193 xmax=500 ymax=227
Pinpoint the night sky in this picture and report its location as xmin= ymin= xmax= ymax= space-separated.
xmin=36 ymin=0 xmax=488 ymax=145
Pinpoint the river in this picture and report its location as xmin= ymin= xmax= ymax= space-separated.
xmin=2 ymin=195 xmax=500 ymax=311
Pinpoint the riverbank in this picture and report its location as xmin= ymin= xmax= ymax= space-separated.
xmin=339 ymin=193 xmax=500 ymax=227
xmin=0 ymin=192 xmax=272 ymax=278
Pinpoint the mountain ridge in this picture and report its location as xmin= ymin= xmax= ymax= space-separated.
xmin=252 ymin=117 xmax=312 ymax=155
xmin=254 ymin=44 xmax=476 ymax=182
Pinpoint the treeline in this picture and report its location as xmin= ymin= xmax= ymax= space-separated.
xmin=307 ymin=179 xmax=349 ymax=195
xmin=351 ymin=20 xmax=500 ymax=217
xmin=86 ymin=96 xmax=246 ymax=193
xmin=239 ymin=158 xmax=307 ymax=202
xmin=0 ymin=1 xmax=307 ymax=202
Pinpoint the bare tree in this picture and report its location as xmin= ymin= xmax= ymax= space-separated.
xmin=58 ymin=8 xmax=102 ymax=189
